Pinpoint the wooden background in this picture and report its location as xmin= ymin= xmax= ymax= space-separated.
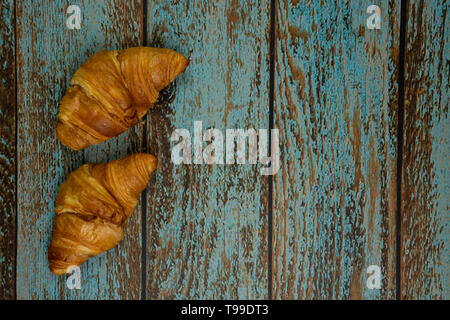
xmin=0 ymin=0 xmax=448 ymax=300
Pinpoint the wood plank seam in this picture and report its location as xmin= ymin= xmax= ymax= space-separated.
xmin=268 ymin=0 xmax=276 ymax=301
xmin=13 ymin=0 xmax=18 ymax=300
xmin=141 ymin=0 xmax=148 ymax=301
xmin=396 ymin=0 xmax=408 ymax=300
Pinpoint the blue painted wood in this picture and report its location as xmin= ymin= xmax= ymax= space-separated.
xmin=9 ymin=0 xmax=449 ymax=300
xmin=0 ymin=0 xmax=16 ymax=300
xmin=17 ymin=0 xmax=144 ymax=299
xmin=144 ymin=0 xmax=270 ymax=299
xmin=401 ymin=0 xmax=449 ymax=300
xmin=273 ymin=0 xmax=399 ymax=299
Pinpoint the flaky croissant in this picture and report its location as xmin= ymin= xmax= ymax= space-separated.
xmin=48 ymin=153 xmax=157 ymax=275
xmin=57 ymin=47 xmax=189 ymax=150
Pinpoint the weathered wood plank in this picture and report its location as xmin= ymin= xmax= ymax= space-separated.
xmin=273 ymin=0 xmax=399 ymax=299
xmin=401 ymin=0 xmax=449 ymax=300
xmin=0 ymin=0 xmax=16 ymax=300
xmin=145 ymin=0 xmax=270 ymax=299
xmin=17 ymin=0 xmax=143 ymax=299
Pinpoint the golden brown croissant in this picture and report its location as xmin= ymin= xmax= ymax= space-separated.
xmin=48 ymin=153 xmax=157 ymax=275
xmin=57 ymin=47 xmax=189 ymax=150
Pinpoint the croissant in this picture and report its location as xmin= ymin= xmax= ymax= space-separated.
xmin=48 ymin=153 xmax=157 ymax=275
xmin=57 ymin=47 xmax=189 ymax=150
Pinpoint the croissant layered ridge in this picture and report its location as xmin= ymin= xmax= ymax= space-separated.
xmin=57 ymin=47 xmax=189 ymax=150
xmin=48 ymin=153 xmax=157 ymax=275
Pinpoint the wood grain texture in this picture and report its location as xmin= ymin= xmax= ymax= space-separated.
xmin=144 ymin=0 xmax=270 ymax=299
xmin=273 ymin=0 xmax=399 ymax=299
xmin=0 ymin=0 xmax=16 ymax=300
xmin=17 ymin=0 xmax=144 ymax=299
xmin=6 ymin=0 xmax=449 ymax=300
xmin=401 ymin=0 xmax=449 ymax=300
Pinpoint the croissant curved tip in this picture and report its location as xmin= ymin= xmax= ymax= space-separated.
xmin=182 ymin=55 xmax=190 ymax=67
xmin=134 ymin=152 xmax=158 ymax=176
xmin=56 ymin=121 xmax=88 ymax=151
xmin=49 ymin=266 xmax=69 ymax=276
xmin=48 ymin=258 xmax=77 ymax=275
xmin=171 ymin=53 xmax=189 ymax=82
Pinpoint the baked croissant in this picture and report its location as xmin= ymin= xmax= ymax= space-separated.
xmin=48 ymin=153 xmax=157 ymax=275
xmin=57 ymin=47 xmax=189 ymax=150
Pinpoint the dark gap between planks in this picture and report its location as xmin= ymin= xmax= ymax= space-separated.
xmin=268 ymin=0 xmax=276 ymax=300
xmin=141 ymin=0 xmax=148 ymax=301
xmin=14 ymin=0 xmax=18 ymax=301
xmin=396 ymin=0 xmax=408 ymax=301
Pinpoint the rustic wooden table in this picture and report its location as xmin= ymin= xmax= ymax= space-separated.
xmin=0 ymin=0 xmax=448 ymax=300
